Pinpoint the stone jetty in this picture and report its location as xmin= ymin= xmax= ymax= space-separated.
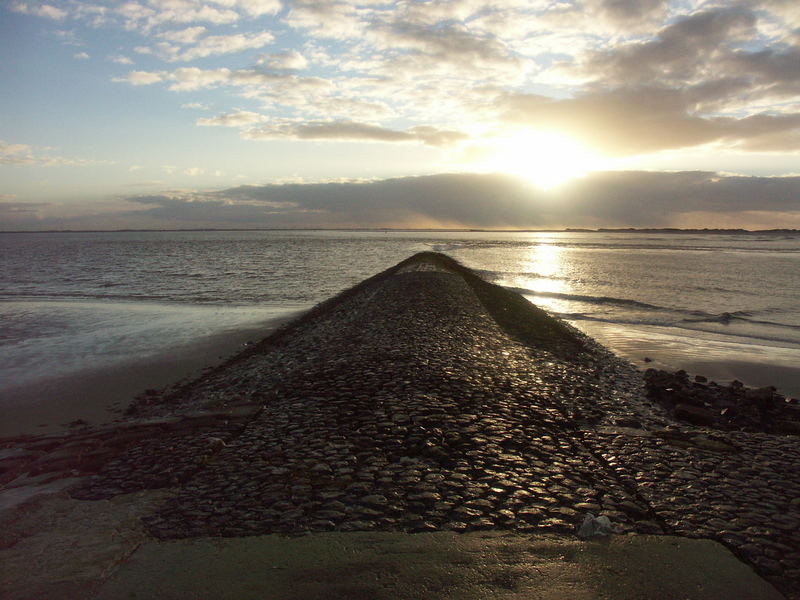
xmin=2 ymin=252 xmax=799 ymax=598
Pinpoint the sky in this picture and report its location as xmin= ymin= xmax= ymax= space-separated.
xmin=1 ymin=0 xmax=799 ymax=230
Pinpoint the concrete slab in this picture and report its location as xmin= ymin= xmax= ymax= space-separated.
xmin=0 ymin=490 xmax=172 ymax=600
xmin=96 ymin=532 xmax=784 ymax=600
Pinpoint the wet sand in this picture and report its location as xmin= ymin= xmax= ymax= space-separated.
xmin=576 ymin=320 xmax=800 ymax=399
xmin=0 ymin=312 xmax=301 ymax=437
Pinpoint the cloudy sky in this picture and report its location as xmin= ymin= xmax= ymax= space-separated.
xmin=1 ymin=0 xmax=799 ymax=230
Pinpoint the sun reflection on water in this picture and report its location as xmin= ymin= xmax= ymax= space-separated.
xmin=517 ymin=244 xmax=571 ymax=312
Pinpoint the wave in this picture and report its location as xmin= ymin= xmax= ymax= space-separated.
xmin=481 ymin=269 xmax=571 ymax=280
xmin=506 ymin=287 xmax=670 ymax=312
xmin=557 ymin=312 xmax=800 ymax=347
xmin=0 ymin=291 xmax=233 ymax=305
xmin=682 ymin=312 xmax=800 ymax=331
xmin=509 ymin=286 xmax=800 ymax=335
xmin=427 ymin=241 xmax=517 ymax=253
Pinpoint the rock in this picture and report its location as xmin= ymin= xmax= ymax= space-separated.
xmin=674 ymin=404 xmax=716 ymax=426
xmin=359 ymin=494 xmax=388 ymax=507
xmin=613 ymin=416 xmax=642 ymax=428
xmin=204 ymin=437 xmax=227 ymax=452
xmin=516 ymin=508 xmax=544 ymax=523
xmin=745 ymin=387 xmax=776 ymax=402
xmin=774 ymin=419 xmax=800 ymax=436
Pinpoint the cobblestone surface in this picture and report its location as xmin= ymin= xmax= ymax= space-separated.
xmin=584 ymin=429 xmax=800 ymax=595
xmin=68 ymin=254 xmax=800 ymax=598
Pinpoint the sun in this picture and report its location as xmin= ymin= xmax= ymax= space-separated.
xmin=476 ymin=129 xmax=601 ymax=189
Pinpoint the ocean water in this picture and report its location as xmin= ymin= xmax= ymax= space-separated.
xmin=2 ymin=230 xmax=799 ymax=424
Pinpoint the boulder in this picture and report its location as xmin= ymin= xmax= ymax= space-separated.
xmin=674 ymin=403 xmax=716 ymax=426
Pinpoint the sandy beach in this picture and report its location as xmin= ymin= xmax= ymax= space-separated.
xmin=0 ymin=312 xmax=301 ymax=438
xmin=1 ymin=253 xmax=798 ymax=599
xmin=577 ymin=320 xmax=800 ymax=400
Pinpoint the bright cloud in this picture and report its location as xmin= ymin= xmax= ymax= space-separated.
xmin=257 ymin=50 xmax=308 ymax=71
xmin=95 ymin=0 xmax=800 ymax=157
xmin=0 ymin=141 xmax=92 ymax=167
xmin=10 ymin=1 xmax=66 ymax=20
xmin=197 ymin=110 xmax=267 ymax=126
xmin=147 ymin=30 xmax=274 ymax=62
xmin=232 ymin=0 xmax=282 ymax=17
xmin=113 ymin=70 xmax=165 ymax=85
xmin=241 ymin=120 xmax=468 ymax=146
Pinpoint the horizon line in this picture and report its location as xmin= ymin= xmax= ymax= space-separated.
xmin=2 ymin=227 xmax=799 ymax=234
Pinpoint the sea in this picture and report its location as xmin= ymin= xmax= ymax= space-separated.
xmin=2 ymin=230 xmax=799 ymax=433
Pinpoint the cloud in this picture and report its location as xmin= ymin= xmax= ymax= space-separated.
xmin=567 ymin=6 xmax=799 ymax=106
xmin=257 ymin=50 xmax=308 ymax=71
xmin=371 ymin=20 xmax=520 ymax=73
xmin=112 ymin=65 xmax=331 ymax=96
xmin=10 ymin=2 xmax=67 ymax=20
xmin=109 ymin=55 xmax=134 ymax=65
xmin=289 ymin=95 xmax=394 ymax=120
xmin=580 ymin=7 xmax=756 ymax=85
xmin=115 ymin=1 xmax=241 ymax=32
xmin=232 ymin=0 xmax=282 ymax=17
xmin=123 ymin=180 xmax=167 ymax=187
xmin=147 ymin=31 xmax=275 ymax=62
xmin=4 ymin=171 xmax=800 ymax=230
xmin=0 ymin=141 xmax=93 ymax=166
xmin=9 ymin=0 xmax=800 ymax=168
xmin=197 ymin=110 xmax=267 ymax=126
xmin=159 ymin=26 xmax=207 ymax=44
xmin=52 ymin=29 xmax=83 ymax=45
xmin=166 ymin=67 xmax=232 ymax=90
xmin=114 ymin=70 xmax=165 ymax=85
xmin=241 ymin=119 xmax=468 ymax=146
xmin=285 ymin=1 xmax=365 ymax=40
xmin=91 ymin=0 xmax=799 ymax=161
xmin=73 ymin=52 xmax=90 ymax=60
xmin=3 ymin=145 xmax=42 ymax=166
xmin=589 ymin=0 xmax=668 ymax=27
xmin=500 ymin=87 xmax=800 ymax=155
xmin=0 ymin=202 xmax=50 ymax=227
xmin=94 ymin=171 xmax=798 ymax=230
xmin=721 ymin=45 xmax=800 ymax=100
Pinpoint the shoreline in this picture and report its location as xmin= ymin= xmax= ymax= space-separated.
xmin=573 ymin=320 xmax=800 ymax=400
xmin=3 ymin=303 xmax=798 ymax=439
xmin=0 ymin=311 xmax=302 ymax=438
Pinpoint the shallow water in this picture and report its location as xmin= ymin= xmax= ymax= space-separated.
xmin=2 ymin=229 xmax=799 ymax=428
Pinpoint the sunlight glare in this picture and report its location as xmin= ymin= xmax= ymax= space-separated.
xmin=520 ymin=244 xmax=570 ymax=312
xmin=528 ymin=243 xmax=562 ymax=278
xmin=480 ymin=130 xmax=600 ymax=189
